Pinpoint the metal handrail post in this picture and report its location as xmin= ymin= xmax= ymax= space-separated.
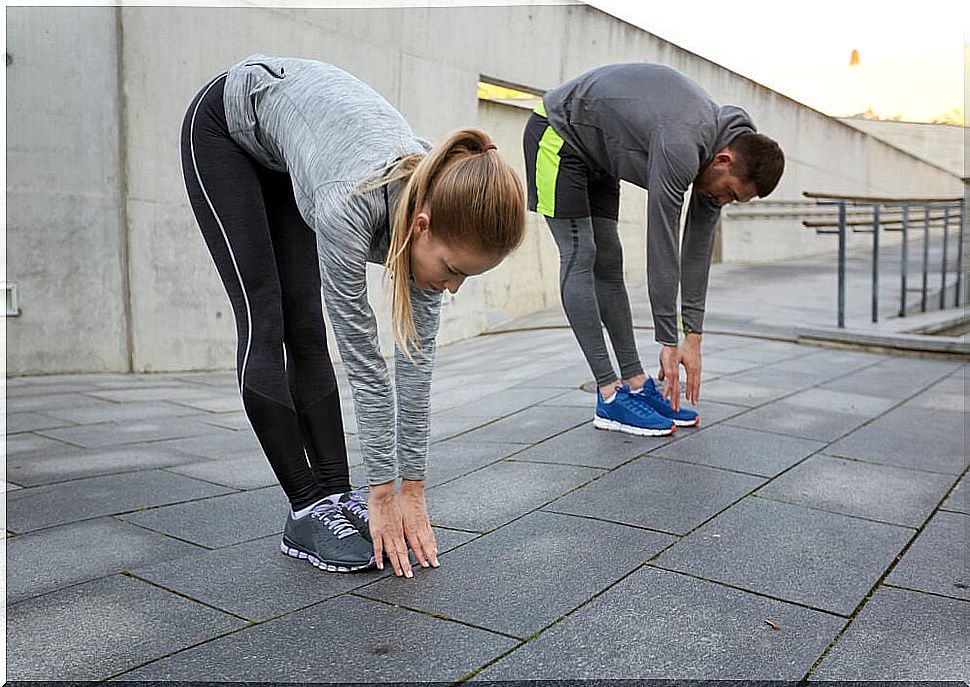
xmin=899 ymin=204 xmax=909 ymax=317
xmin=920 ymin=204 xmax=930 ymax=312
xmin=940 ymin=205 xmax=950 ymax=310
xmin=956 ymin=198 xmax=965 ymax=307
xmin=837 ymin=201 xmax=846 ymax=328
xmin=872 ymin=204 xmax=880 ymax=323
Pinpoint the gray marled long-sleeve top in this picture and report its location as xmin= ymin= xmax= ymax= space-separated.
xmin=223 ymin=54 xmax=440 ymax=486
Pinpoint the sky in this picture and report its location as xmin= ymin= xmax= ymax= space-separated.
xmin=587 ymin=0 xmax=968 ymax=123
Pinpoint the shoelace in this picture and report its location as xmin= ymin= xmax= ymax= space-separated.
xmin=343 ymin=498 xmax=369 ymax=523
xmin=310 ymin=502 xmax=358 ymax=539
xmin=639 ymin=381 xmax=670 ymax=407
xmin=616 ymin=389 xmax=659 ymax=421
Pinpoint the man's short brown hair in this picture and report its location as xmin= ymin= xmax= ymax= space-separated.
xmin=728 ymin=132 xmax=785 ymax=197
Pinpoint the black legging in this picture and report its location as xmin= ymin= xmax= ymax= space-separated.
xmin=180 ymin=73 xmax=349 ymax=510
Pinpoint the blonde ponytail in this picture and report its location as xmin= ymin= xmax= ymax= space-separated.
xmin=378 ymin=129 xmax=525 ymax=359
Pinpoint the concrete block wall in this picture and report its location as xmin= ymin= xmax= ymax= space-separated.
xmin=5 ymin=5 xmax=964 ymax=374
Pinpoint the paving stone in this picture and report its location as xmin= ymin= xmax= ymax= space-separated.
xmin=766 ymin=349 xmax=883 ymax=377
xmin=85 ymin=385 xmax=228 ymax=404
xmin=6 ymin=517 xmax=205 ymax=604
xmin=123 ymin=593 xmax=517 ymax=682
xmin=361 ymin=511 xmax=672 ymax=638
xmin=904 ymin=376 xmax=967 ymax=414
xmin=885 ymin=511 xmax=969 ymax=601
xmin=510 ymin=422 xmax=670 ymax=469
xmin=478 ymin=566 xmax=845 ymax=680
xmin=696 ymin=378 xmax=794 ymax=407
xmin=655 ymin=497 xmax=914 ymax=615
xmin=940 ymin=475 xmax=968 ymax=514
xmin=710 ymin=341 xmax=806 ymax=364
xmin=6 ymin=444 xmax=201 ymax=487
xmin=151 ymin=426 xmax=263 ymax=459
xmin=169 ymin=393 xmax=244 ymax=413
xmin=694 ymin=399 xmax=754 ymax=425
xmin=781 ymin=387 xmax=897 ymax=416
xmin=5 ymin=391 xmax=106 ymax=413
xmin=5 ymin=411 xmax=74 ymax=433
xmin=437 ymin=385 xmax=568 ymax=419
xmin=427 ymin=460 xmax=603 ymax=532
xmin=811 ymin=587 xmax=969 ymax=680
xmin=131 ymin=527 xmax=477 ymax=621
xmin=42 ymin=400 xmax=204 ymax=425
xmin=429 ymin=414 xmax=499 ymax=442
xmin=654 ymin=424 xmax=824 ymax=477
xmin=164 ymin=452 xmax=277 ymax=489
xmin=720 ymin=366 xmax=829 ymax=392
xmin=700 ymin=355 xmax=763 ymax=376
xmin=7 ymin=470 xmax=234 ymax=532
xmin=820 ymin=359 xmax=957 ymax=400
xmin=757 ymin=454 xmax=954 ymax=527
xmin=6 ymin=574 xmax=245 ymax=681
xmin=37 ymin=416 xmax=214 ymax=449
xmin=827 ymin=407 xmax=966 ymax=475
xmin=451 ymin=404 xmax=592 ymax=445
xmin=123 ymin=486 xmax=289 ymax=548
xmin=196 ymin=410 xmax=252 ymax=431
xmin=424 ymin=439 xmax=524 ymax=486
xmin=5 ymin=431 xmax=78 ymax=458
xmin=728 ymin=401 xmax=869 ymax=442
xmin=546 ymin=456 xmax=763 ymax=535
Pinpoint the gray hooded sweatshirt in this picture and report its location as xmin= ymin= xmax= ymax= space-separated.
xmin=223 ymin=54 xmax=438 ymax=487
xmin=542 ymin=62 xmax=755 ymax=345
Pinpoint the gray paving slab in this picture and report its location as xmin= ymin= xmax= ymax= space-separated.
xmin=6 ymin=444 xmax=201 ymax=487
xmin=941 ymin=474 xmax=968 ymax=514
xmin=782 ymin=387 xmax=898 ymax=416
xmin=41 ymin=399 xmax=205 ymax=425
xmin=811 ymin=587 xmax=969 ymax=680
xmin=905 ymin=376 xmax=967 ymax=414
xmin=511 ymin=422 xmax=672 ymax=469
xmin=5 ymin=411 xmax=74 ymax=433
xmin=429 ymin=413 xmax=500 ymax=442
xmin=709 ymin=340 xmax=807 ymax=364
xmin=424 ymin=438 xmax=524 ymax=486
xmin=163 ymin=452 xmax=277 ymax=489
xmin=449 ymin=404 xmax=592 ymax=445
xmin=6 ymin=390 xmax=106 ymax=413
xmin=85 ymin=384 xmax=233 ymax=404
xmin=6 ymin=573 xmax=246 ymax=681
xmin=122 ymin=593 xmax=517 ymax=682
xmin=437 ymin=385 xmax=568 ymax=418
xmin=699 ymin=354 xmax=763 ymax=376
xmin=757 ymin=454 xmax=955 ymax=527
xmin=728 ymin=401 xmax=869 ymax=442
xmin=6 ymin=516 xmax=205 ymax=604
xmin=5 ymin=431 xmax=78 ymax=457
xmin=827 ymin=407 xmax=967 ymax=475
xmin=37 ymin=416 xmax=214 ymax=449
xmin=169 ymin=393 xmax=245 ymax=413
xmin=6 ymin=469 xmax=235 ymax=532
xmin=720 ymin=366 xmax=830 ymax=392
xmin=427 ymin=459 xmax=603 ymax=532
xmin=477 ymin=566 xmax=845 ymax=680
xmin=122 ymin=485 xmax=289 ymax=548
xmin=820 ymin=358 xmax=957 ymax=400
xmin=546 ymin=455 xmax=763 ymax=534
xmin=885 ymin=510 xmax=969 ymax=601
xmin=196 ymin=410 xmax=253 ymax=431
xmin=655 ymin=496 xmax=914 ymax=615
xmin=654 ymin=424 xmax=824 ymax=477
xmin=360 ymin=510 xmax=673 ymax=638
xmin=150 ymin=426 xmax=263 ymax=459
xmin=766 ymin=349 xmax=884 ymax=377
xmin=696 ymin=378 xmax=794 ymax=407
xmin=692 ymin=399 xmax=750 ymax=425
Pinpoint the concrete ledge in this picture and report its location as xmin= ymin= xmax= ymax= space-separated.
xmin=796 ymin=326 xmax=969 ymax=358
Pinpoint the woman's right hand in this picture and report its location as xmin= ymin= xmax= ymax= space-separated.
xmin=368 ymin=482 xmax=412 ymax=578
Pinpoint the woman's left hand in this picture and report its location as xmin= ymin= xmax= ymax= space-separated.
xmin=399 ymin=479 xmax=440 ymax=569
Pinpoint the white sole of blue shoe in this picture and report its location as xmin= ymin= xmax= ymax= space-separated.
xmin=672 ymin=417 xmax=700 ymax=427
xmin=593 ymin=415 xmax=675 ymax=436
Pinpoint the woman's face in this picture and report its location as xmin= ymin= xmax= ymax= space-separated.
xmin=408 ymin=209 xmax=502 ymax=294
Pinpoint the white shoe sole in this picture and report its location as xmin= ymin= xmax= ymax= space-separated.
xmin=672 ymin=417 xmax=700 ymax=427
xmin=593 ymin=415 xmax=675 ymax=436
xmin=279 ymin=541 xmax=374 ymax=573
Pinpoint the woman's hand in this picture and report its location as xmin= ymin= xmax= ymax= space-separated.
xmin=368 ymin=482 xmax=412 ymax=578
xmin=399 ymin=479 xmax=439 ymax=569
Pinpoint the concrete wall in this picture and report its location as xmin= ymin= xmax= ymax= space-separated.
xmin=5 ymin=5 xmax=964 ymax=374
xmin=6 ymin=7 xmax=129 ymax=373
xmin=837 ymin=119 xmax=965 ymax=179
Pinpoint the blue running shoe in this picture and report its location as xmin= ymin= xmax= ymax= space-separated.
xmin=594 ymin=385 xmax=676 ymax=436
xmin=632 ymin=377 xmax=700 ymax=427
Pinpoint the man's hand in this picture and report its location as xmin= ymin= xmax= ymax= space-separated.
xmin=656 ymin=333 xmax=704 ymax=411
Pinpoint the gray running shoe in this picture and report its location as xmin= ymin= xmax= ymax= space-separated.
xmin=338 ymin=487 xmax=371 ymax=542
xmin=280 ymin=497 xmax=375 ymax=572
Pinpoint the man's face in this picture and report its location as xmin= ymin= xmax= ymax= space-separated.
xmin=695 ymin=150 xmax=759 ymax=207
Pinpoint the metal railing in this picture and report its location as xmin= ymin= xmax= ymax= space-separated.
xmin=802 ymin=192 xmax=965 ymax=328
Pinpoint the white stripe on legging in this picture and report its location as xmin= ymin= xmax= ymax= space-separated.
xmin=189 ymin=73 xmax=254 ymax=394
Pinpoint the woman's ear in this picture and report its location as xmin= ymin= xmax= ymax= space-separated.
xmin=412 ymin=209 xmax=431 ymax=237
